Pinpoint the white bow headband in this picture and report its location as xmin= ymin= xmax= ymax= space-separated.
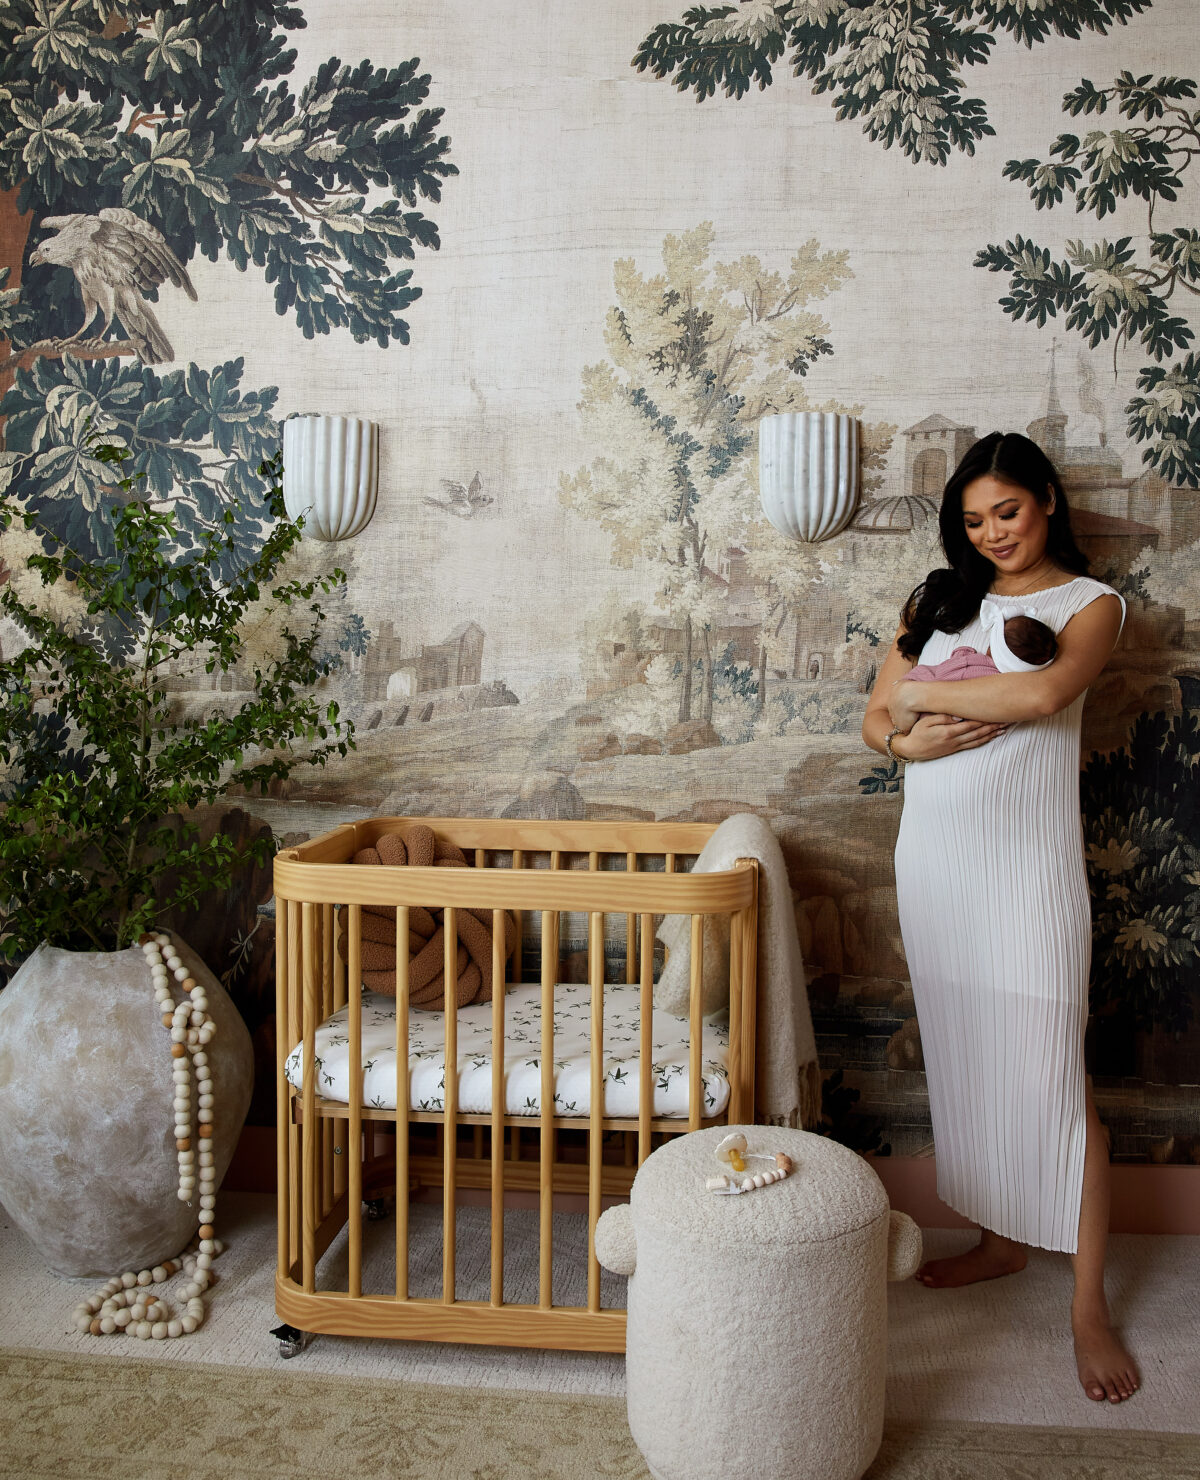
xmin=978 ymin=598 xmax=1055 ymax=674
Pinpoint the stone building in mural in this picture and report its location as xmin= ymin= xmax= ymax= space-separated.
xmin=900 ymin=414 xmax=978 ymax=499
xmin=641 ymin=545 xmax=874 ymax=689
xmin=1026 ymin=365 xmax=1161 ymax=570
xmin=362 ymin=620 xmax=485 ymax=702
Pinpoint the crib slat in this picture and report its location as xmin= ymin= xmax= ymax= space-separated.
xmin=332 ymin=904 xmax=348 ymax=1202
xmin=286 ymin=902 xmax=302 ymax=1273
xmin=347 ymin=904 xmax=363 ymax=1299
xmin=549 ymin=854 xmax=561 ymax=983
xmin=588 ymin=910 xmax=604 ymax=1313
xmin=689 ymin=913 xmax=703 ymax=1132
xmin=512 ymin=848 xmax=524 ymax=984
xmin=639 ymin=912 xmax=654 ymax=1166
xmin=443 ymin=906 xmax=458 ymax=1304
xmin=301 ymin=903 xmax=319 ymax=1293
xmin=665 ymin=852 xmax=676 ymax=874
xmin=320 ymin=903 xmax=334 ymax=1220
xmin=729 ymin=899 xmax=743 ymax=1123
xmin=395 ymin=906 xmax=410 ymax=1300
xmin=275 ymin=894 xmax=289 ymax=1281
xmin=625 ymin=852 xmax=637 ymax=984
xmin=539 ymin=908 xmax=554 ymax=1309
xmin=490 ymin=908 xmax=506 ymax=1308
xmin=741 ymin=867 xmax=759 ymax=1122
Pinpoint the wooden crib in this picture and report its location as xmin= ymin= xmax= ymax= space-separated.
xmin=273 ymin=817 xmax=759 ymax=1353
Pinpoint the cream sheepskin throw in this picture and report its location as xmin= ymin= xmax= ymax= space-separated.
xmin=656 ymin=813 xmax=821 ymax=1129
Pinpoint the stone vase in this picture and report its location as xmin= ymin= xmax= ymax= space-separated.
xmin=0 ymin=933 xmax=253 ymax=1277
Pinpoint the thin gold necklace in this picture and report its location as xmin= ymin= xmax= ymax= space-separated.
xmin=991 ymin=561 xmax=1061 ymax=597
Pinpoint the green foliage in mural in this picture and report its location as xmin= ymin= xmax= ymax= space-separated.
xmin=1081 ymin=686 xmax=1200 ymax=1035
xmin=633 ymin=1 xmax=1151 ymax=165
xmin=858 ymin=758 xmax=901 ymax=795
xmin=977 ymin=71 xmax=1200 ymax=487
xmin=818 ymin=1067 xmax=890 ymax=1156
xmin=0 ymin=0 xmax=456 ymax=562
xmin=1 ymin=354 xmax=278 ymax=579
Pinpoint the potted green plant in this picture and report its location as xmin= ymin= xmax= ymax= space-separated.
xmin=0 ymin=448 xmax=355 ymax=1278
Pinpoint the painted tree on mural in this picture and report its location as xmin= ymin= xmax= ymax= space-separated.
xmin=0 ymin=0 xmax=455 ymax=569
xmin=1081 ymin=690 xmax=1200 ymax=1035
xmin=978 ymin=71 xmax=1200 ymax=488
xmin=634 ymin=1 xmax=1152 ymax=165
xmin=560 ymin=223 xmax=890 ymax=725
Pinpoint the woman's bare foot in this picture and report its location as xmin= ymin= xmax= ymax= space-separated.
xmin=915 ymin=1231 xmax=1027 ymax=1288
xmin=1073 ymin=1312 xmax=1140 ymax=1403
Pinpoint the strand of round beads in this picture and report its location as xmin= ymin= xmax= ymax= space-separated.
xmin=72 ymin=931 xmax=223 ymax=1340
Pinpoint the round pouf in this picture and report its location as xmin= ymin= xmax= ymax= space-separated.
xmin=595 ymin=1125 xmax=921 ymax=1480
xmin=0 ymin=933 xmax=253 ymax=1277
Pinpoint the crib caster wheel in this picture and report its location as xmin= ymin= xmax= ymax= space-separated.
xmin=364 ymin=1197 xmax=389 ymax=1221
xmin=271 ymin=1322 xmax=315 ymax=1359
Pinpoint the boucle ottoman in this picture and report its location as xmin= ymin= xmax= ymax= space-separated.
xmin=595 ymin=1125 xmax=921 ymax=1480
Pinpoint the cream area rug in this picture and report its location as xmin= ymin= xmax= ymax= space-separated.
xmin=2 ymin=1348 xmax=1199 ymax=1480
xmin=2 ymin=1195 xmax=1199 ymax=1437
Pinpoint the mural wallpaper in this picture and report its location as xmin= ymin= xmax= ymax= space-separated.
xmin=1 ymin=0 xmax=1197 ymax=1161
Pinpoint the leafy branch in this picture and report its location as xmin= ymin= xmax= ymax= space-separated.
xmin=0 ymin=448 xmax=356 ymax=957
xmin=978 ymin=72 xmax=1200 ymax=487
xmin=633 ymin=2 xmax=1151 ymax=166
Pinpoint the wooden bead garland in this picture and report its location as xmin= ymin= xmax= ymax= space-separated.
xmin=71 ymin=932 xmax=224 ymax=1340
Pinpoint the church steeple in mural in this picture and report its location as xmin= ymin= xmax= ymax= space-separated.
xmin=1027 ymin=341 xmax=1068 ymax=466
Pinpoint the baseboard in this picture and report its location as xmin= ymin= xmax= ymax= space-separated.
xmin=225 ymin=1128 xmax=1200 ymax=1235
xmin=872 ymin=1156 xmax=1200 ymax=1235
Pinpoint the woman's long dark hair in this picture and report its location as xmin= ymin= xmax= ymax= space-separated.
xmin=897 ymin=431 xmax=1090 ymax=660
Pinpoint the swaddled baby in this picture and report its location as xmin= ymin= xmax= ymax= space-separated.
xmin=905 ymin=597 xmax=1057 ymax=683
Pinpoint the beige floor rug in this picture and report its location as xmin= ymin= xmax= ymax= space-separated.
xmin=3 ymin=1196 xmax=1200 ymax=1434
xmin=3 ymin=1346 xmax=1199 ymax=1480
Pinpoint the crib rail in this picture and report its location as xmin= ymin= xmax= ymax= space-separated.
xmin=274 ymin=817 xmax=759 ymax=1352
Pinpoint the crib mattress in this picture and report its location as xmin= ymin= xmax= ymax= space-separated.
xmin=284 ymin=981 xmax=730 ymax=1119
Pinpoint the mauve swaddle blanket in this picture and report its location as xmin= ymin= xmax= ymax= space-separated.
xmin=905 ymin=646 xmax=1001 ymax=683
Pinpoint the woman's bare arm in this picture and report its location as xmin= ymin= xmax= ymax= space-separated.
xmin=863 ymin=628 xmax=917 ymax=755
xmin=887 ymin=593 xmax=1123 ymax=731
xmin=864 ymin=623 xmax=1009 ymax=762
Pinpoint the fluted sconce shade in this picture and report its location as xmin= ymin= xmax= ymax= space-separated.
xmin=758 ymin=412 xmax=860 ymax=543
xmin=282 ymin=415 xmax=379 ymax=541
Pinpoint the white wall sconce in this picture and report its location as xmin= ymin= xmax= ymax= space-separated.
xmin=758 ymin=411 xmax=860 ymax=542
xmin=282 ymin=414 xmax=379 ymax=541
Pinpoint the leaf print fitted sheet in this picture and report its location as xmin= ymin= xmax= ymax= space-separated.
xmin=284 ymin=982 xmax=730 ymax=1118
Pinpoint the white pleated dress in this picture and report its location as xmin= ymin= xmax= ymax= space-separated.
xmin=894 ymin=576 xmax=1125 ymax=1252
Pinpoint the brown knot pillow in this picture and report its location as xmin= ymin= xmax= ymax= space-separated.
xmin=336 ymin=824 xmax=518 ymax=1009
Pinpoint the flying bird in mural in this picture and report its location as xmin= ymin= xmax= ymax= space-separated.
xmin=423 ymin=472 xmax=493 ymax=518
xmin=29 ymin=208 xmax=198 ymax=365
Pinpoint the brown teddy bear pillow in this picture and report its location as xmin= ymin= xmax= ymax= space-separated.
xmin=336 ymin=824 xmax=518 ymax=1009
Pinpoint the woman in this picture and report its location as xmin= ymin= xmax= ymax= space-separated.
xmin=862 ymin=431 xmax=1140 ymax=1405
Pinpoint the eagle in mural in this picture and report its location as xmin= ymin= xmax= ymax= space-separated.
xmin=29 ymin=208 xmax=198 ymax=365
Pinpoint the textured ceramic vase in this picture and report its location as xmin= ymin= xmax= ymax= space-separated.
xmin=0 ymin=933 xmax=253 ymax=1277
xmin=282 ymin=414 xmax=379 ymax=541
xmin=758 ymin=411 xmax=860 ymax=542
